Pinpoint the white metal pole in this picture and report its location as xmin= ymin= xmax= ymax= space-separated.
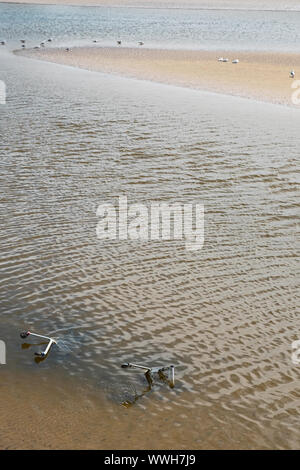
xmin=28 ymin=332 xmax=53 ymax=342
xmin=41 ymin=338 xmax=55 ymax=356
xmin=170 ymin=365 xmax=175 ymax=387
xmin=127 ymin=363 xmax=151 ymax=371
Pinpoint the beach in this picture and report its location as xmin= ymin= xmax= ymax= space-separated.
xmin=4 ymin=368 xmax=292 ymax=450
xmin=18 ymin=46 xmax=300 ymax=107
xmin=1 ymin=2 xmax=300 ymax=450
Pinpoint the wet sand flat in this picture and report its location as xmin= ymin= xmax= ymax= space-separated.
xmin=1 ymin=370 xmax=298 ymax=450
xmin=2 ymin=2 xmax=300 ymax=451
xmin=19 ymin=46 xmax=300 ymax=107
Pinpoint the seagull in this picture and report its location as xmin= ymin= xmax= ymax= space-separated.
xmin=117 ymin=40 xmax=122 ymax=45
xmin=21 ymin=44 xmax=26 ymax=48
xmin=232 ymin=59 xmax=239 ymax=64
xmin=93 ymin=40 xmax=98 ymax=43
xmin=0 ymin=40 xmax=6 ymax=45
xmin=20 ymin=39 xmax=26 ymax=44
xmin=65 ymin=47 xmax=71 ymax=52
xmin=218 ymin=57 xmax=224 ymax=61
xmin=40 ymin=42 xmax=45 ymax=47
xmin=138 ymin=41 xmax=144 ymax=46
xmin=47 ymin=38 xmax=53 ymax=42
xmin=290 ymin=70 xmax=295 ymax=78
xmin=222 ymin=58 xmax=229 ymax=62
xmin=34 ymin=45 xmax=40 ymax=49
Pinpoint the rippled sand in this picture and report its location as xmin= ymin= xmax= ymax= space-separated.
xmin=1 ymin=369 xmax=299 ymax=450
xmin=18 ymin=47 xmax=300 ymax=107
xmin=2 ymin=12 xmax=300 ymax=449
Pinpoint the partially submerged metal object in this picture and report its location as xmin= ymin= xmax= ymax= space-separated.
xmin=19 ymin=331 xmax=175 ymax=395
xmin=20 ymin=331 xmax=57 ymax=358
xmin=121 ymin=362 xmax=175 ymax=388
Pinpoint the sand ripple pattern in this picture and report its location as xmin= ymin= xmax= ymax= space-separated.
xmin=0 ymin=50 xmax=300 ymax=449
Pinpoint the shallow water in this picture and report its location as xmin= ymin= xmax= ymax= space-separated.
xmin=1 ymin=3 xmax=300 ymax=51
xmin=0 ymin=4 xmax=300 ymax=450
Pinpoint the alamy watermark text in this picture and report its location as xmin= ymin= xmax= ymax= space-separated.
xmin=96 ymin=196 xmax=204 ymax=251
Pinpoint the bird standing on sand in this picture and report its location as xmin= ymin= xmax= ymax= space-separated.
xmin=232 ymin=59 xmax=239 ymax=64
xmin=290 ymin=70 xmax=295 ymax=78
xmin=138 ymin=41 xmax=144 ymax=46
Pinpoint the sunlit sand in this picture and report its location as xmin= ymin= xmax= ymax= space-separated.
xmin=18 ymin=46 xmax=300 ymax=106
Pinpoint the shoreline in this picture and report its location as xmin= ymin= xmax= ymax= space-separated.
xmin=16 ymin=46 xmax=300 ymax=108
xmin=1 ymin=1 xmax=300 ymax=11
